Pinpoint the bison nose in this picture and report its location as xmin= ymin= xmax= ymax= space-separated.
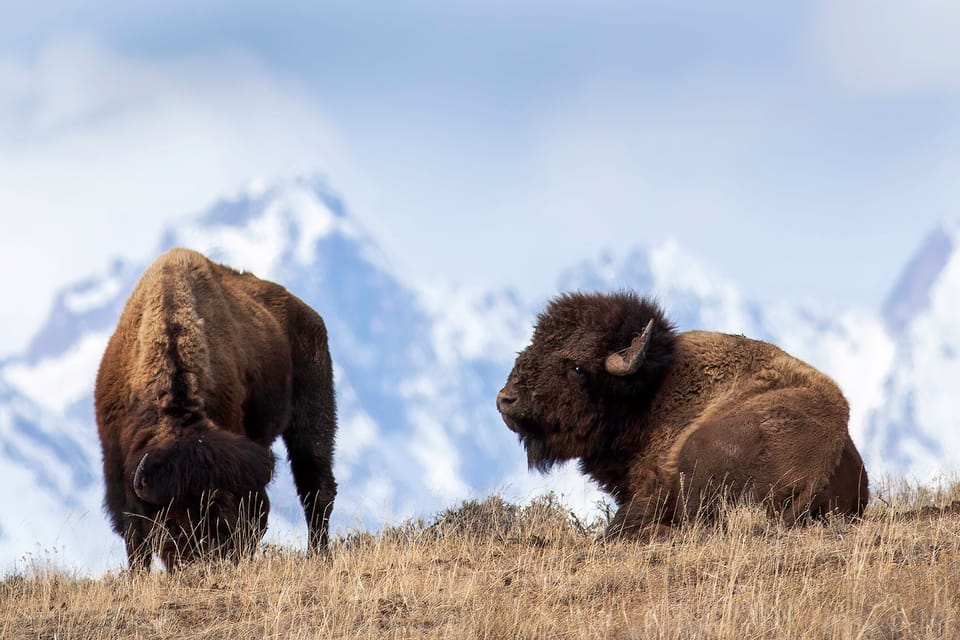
xmin=496 ymin=389 xmax=517 ymax=413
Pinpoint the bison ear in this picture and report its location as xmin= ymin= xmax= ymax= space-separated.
xmin=604 ymin=319 xmax=655 ymax=376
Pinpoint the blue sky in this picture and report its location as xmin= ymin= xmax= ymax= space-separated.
xmin=0 ymin=1 xmax=958 ymax=353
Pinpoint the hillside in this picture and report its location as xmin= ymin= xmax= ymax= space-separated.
xmin=2 ymin=486 xmax=959 ymax=639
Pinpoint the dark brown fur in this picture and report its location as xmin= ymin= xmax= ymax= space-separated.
xmin=497 ymin=291 xmax=868 ymax=540
xmin=95 ymin=248 xmax=337 ymax=570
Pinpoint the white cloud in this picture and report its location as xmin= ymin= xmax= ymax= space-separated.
xmin=807 ymin=0 xmax=960 ymax=93
xmin=0 ymin=36 xmax=347 ymax=355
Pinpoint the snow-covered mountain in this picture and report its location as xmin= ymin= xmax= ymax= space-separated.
xmin=0 ymin=178 xmax=955 ymax=573
xmin=866 ymin=224 xmax=960 ymax=481
xmin=0 ymin=178 xmax=561 ymax=574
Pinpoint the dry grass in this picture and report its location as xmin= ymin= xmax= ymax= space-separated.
xmin=3 ymin=482 xmax=960 ymax=639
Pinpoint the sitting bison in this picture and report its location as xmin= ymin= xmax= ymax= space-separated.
xmin=496 ymin=291 xmax=868 ymax=539
xmin=95 ymin=248 xmax=337 ymax=570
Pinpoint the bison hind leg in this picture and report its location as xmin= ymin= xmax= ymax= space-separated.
xmin=807 ymin=437 xmax=869 ymax=520
xmin=283 ymin=422 xmax=337 ymax=553
xmin=666 ymin=412 xmax=770 ymax=523
xmin=769 ymin=440 xmax=868 ymax=526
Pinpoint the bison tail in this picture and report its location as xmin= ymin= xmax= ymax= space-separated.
xmin=133 ymin=429 xmax=275 ymax=506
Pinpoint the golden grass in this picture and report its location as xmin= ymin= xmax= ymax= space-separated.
xmin=3 ymin=482 xmax=960 ymax=639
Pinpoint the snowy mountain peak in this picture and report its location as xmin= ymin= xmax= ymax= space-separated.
xmin=167 ymin=178 xmax=364 ymax=281
xmin=558 ymin=240 xmax=763 ymax=337
xmin=883 ymin=223 xmax=954 ymax=333
xmin=11 ymin=259 xmax=141 ymax=367
xmin=865 ymin=220 xmax=960 ymax=480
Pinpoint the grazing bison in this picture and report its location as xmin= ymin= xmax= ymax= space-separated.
xmin=95 ymin=248 xmax=337 ymax=570
xmin=496 ymin=291 xmax=868 ymax=540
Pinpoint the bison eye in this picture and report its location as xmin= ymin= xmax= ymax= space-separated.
xmin=566 ymin=364 xmax=589 ymax=386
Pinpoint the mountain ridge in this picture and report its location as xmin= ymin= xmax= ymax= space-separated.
xmin=0 ymin=178 xmax=953 ymax=572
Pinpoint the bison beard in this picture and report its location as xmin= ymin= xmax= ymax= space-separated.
xmin=497 ymin=291 xmax=869 ymax=540
xmin=95 ymin=248 xmax=337 ymax=571
xmin=500 ymin=411 xmax=554 ymax=472
xmin=514 ymin=431 xmax=553 ymax=474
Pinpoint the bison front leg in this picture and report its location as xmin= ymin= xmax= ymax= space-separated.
xmin=122 ymin=514 xmax=152 ymax=572
xmin=604 ymin=513 xmax=674 ymax=542
xmin=602 ymin=485 xmax=677 ymax=542
xmin=103 ymin=446 xmax=153 ymax=571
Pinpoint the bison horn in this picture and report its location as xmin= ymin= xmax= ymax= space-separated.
xmin=605 ymin=319 xmax=655 ymax=376
xmin=133 ymin=453 xmax=151 ymax=502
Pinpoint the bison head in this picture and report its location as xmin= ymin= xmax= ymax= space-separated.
xmin=496 ymin=291 xmax=676 ymax=472
xmin=131 ymin=428 xmax=275 ymax=508
xmin=128 ymin=426 xmax=275 ymax=567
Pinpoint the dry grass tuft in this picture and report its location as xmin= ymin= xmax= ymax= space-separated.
xmin=3 ymin=484 xmax=960 ymax=639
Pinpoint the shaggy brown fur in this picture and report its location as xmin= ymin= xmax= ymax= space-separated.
xmin=497 ymin=291 xmax=868 ymax=540
xmin=95 ymin=248 xmax=337 ymax=571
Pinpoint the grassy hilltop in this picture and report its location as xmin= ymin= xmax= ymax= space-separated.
xmin=2 ymin=484 xmax=959 ymax=639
